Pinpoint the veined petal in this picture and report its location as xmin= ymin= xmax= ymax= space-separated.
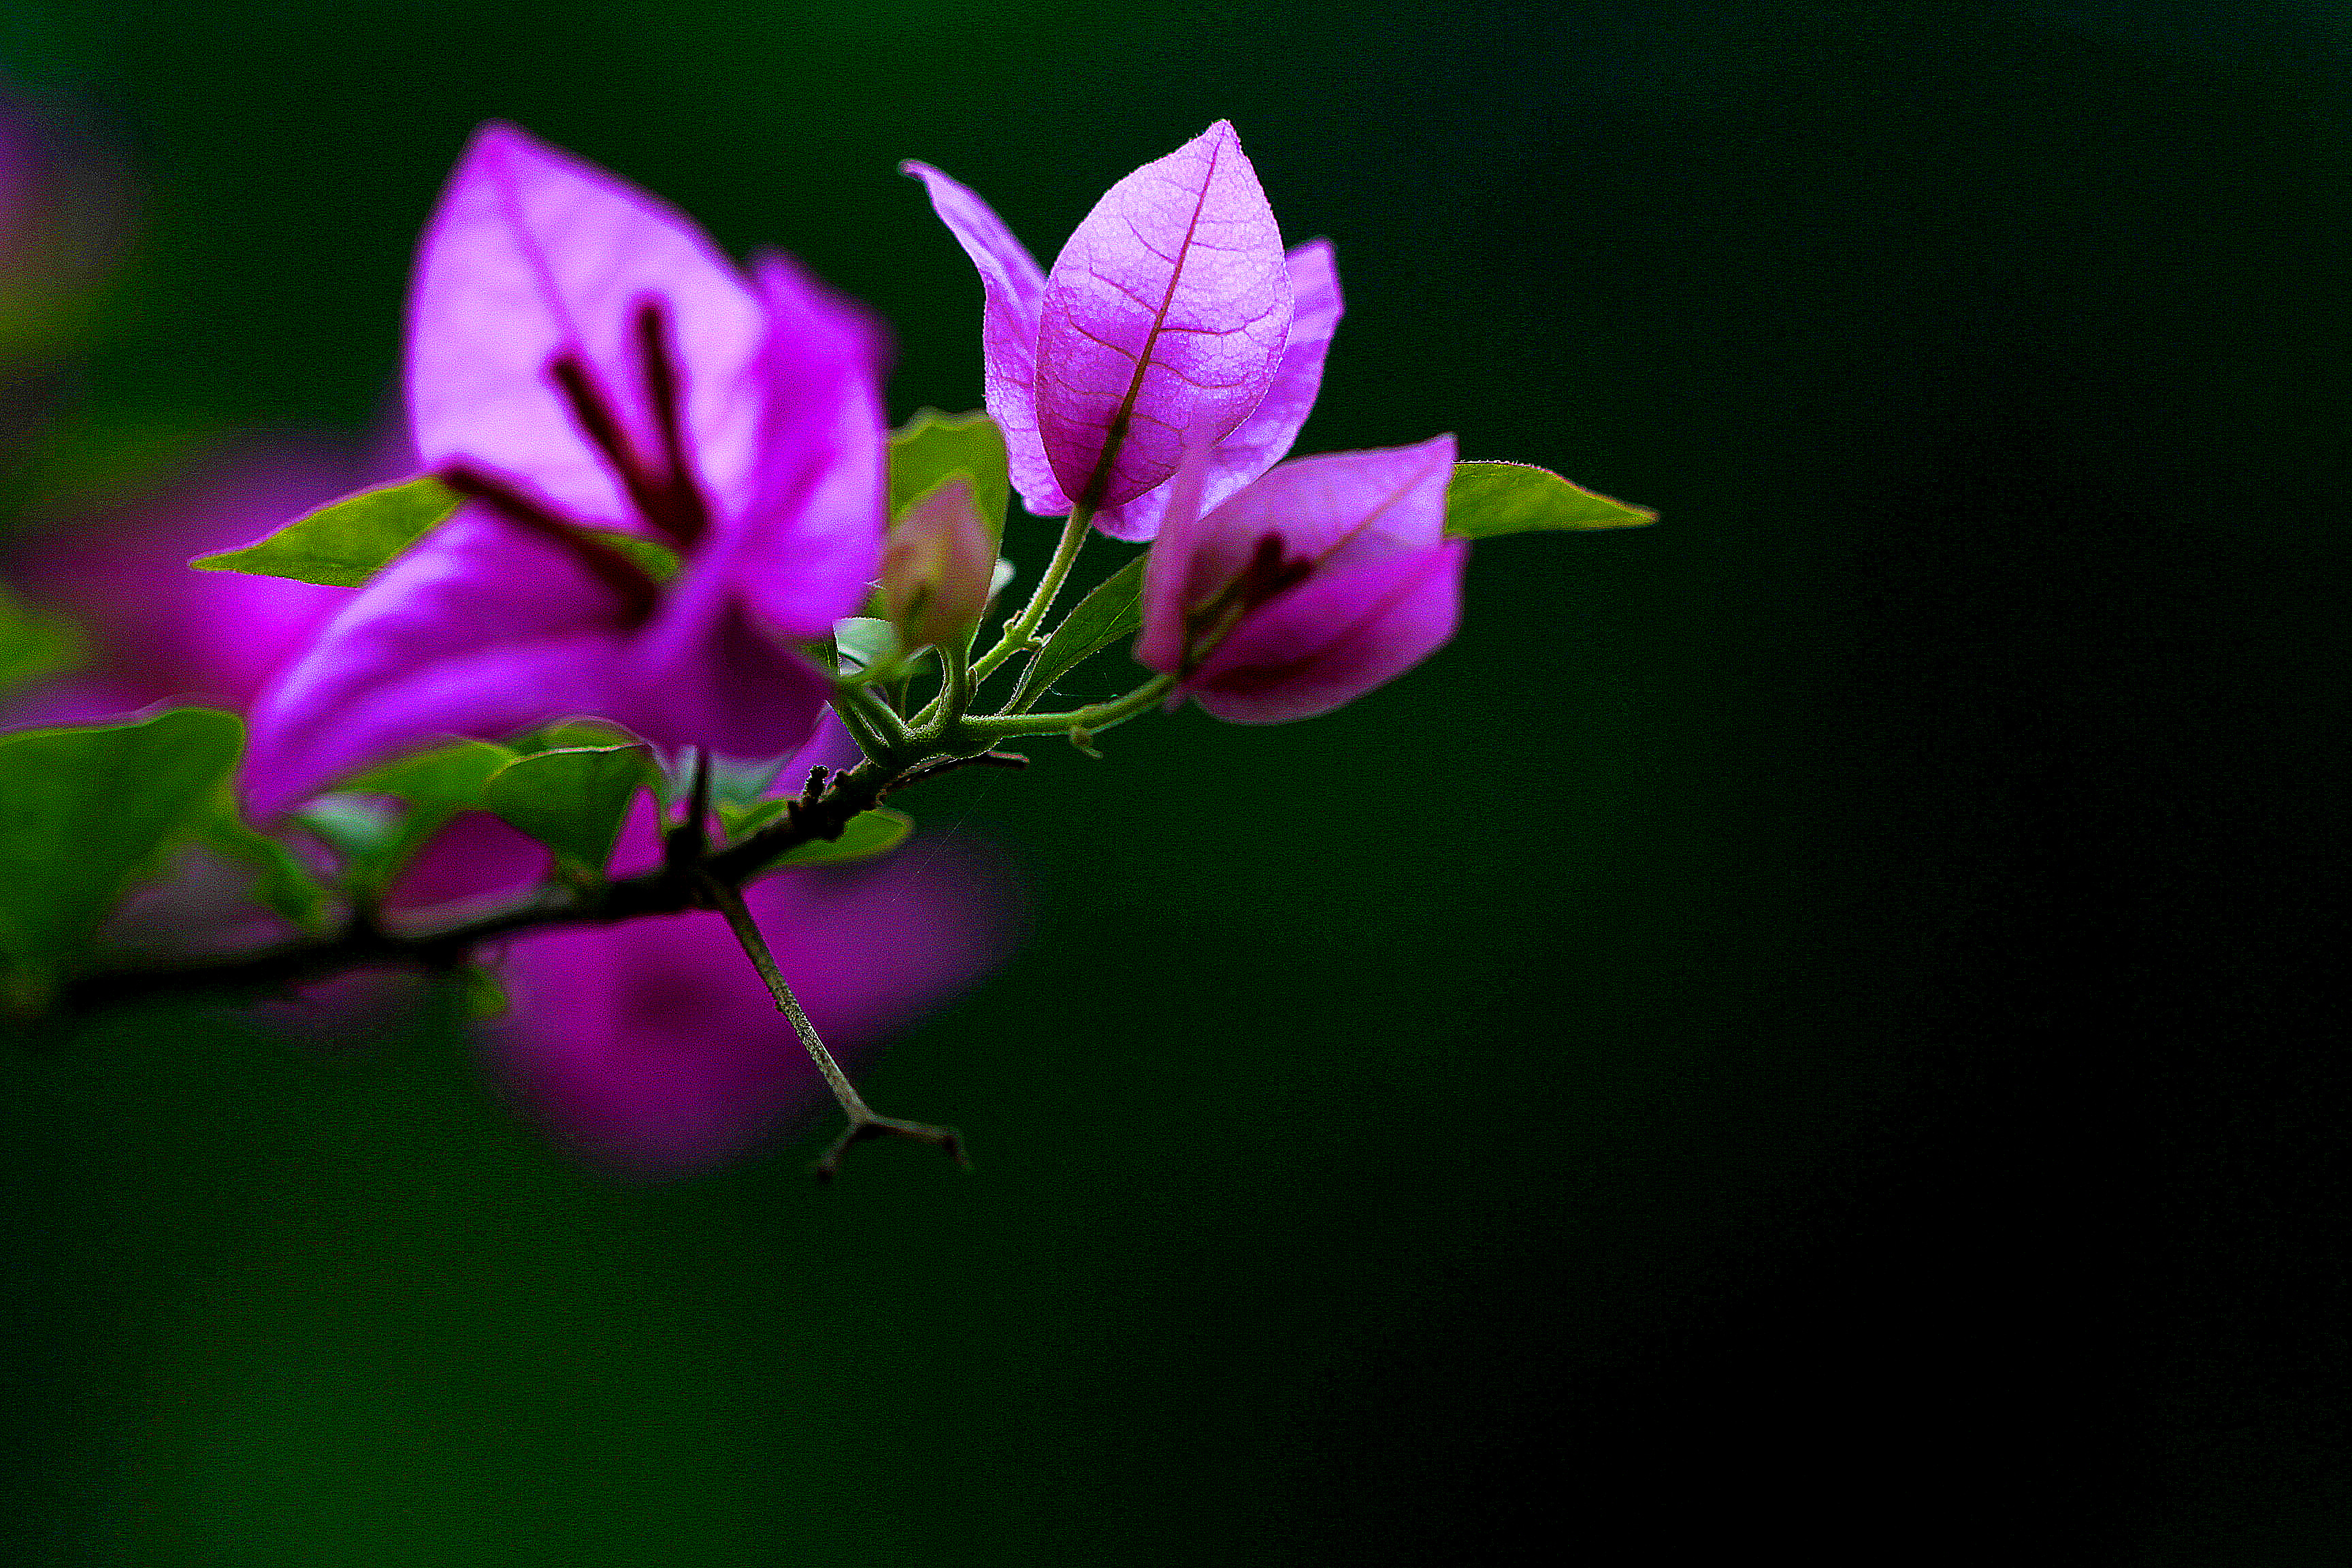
xmin=1096 ymin=239 xmax=1342 ymax=542
xmin=1037 ymin=121 xmax=1292 ymax=514
xmin=1186 ymin=538 xmax=1467 ymax=724
xmin=408 ymin=123 xmax=768 ymax=534
xmin=1163 ymin=434 xmax=1457 ymax=630
xmin=242 ymin=508 xmax=643 ymax=815
xmin=901 ymin=161 xmax=1068 ymax=517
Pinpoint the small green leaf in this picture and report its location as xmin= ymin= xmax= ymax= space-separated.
xmin=341 ymin=739 xmax=520 ymax=893
xmin=755 ymin=808 xmax=913 ymax=872
xmin=198 ymin=800 xmax=331 ymax=936
xmin=193 ymin=475 xmax=464 ymax=587
xmin=0 ymin=708 xmax=246 ymax=985
xmin=832 ymin=616 xmax=904 ymax=676
xmin=293 ymin=795 xmax=399 ymax=862
xmin=890 ymin=409 xmax=1010 ymax=553
xmin=721 ymin=795 xmax=795 ymax=838
xmin=0 ymin=585 xmax=86 ymax=693
xmin=482 ymin=745 xmax=657 ymax=876
xmin=458 ymin=963 xmax=510 ymax=1019
xmin=1442 ymin=461 xmax=1656 ymax=540
xmin=348 ymin=739 xmax=519 ymax=805
xmin=1028 ymin=555 xmax=1147 ymax=696
xmin=505 ymin=719 xmax=639 ymax=759
xmin=592 ymin=530 xmax=682 ymax=585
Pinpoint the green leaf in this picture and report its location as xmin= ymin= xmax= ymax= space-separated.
xmin=593 ymin=530 xmax=682 ymax=585
xmin=504 ymin=719 xmax=639 ymax=759
xmin=1028 ymin=555 xmax=1147 ymax=695
xmin=458 ymin=963 xmax=510 ymax=1019
xmin=832 ymin=616 xmax=904 ymax=676
xmin=193 ymin=475 xmax=463 ymax=587
xmin=292 ymin=795 xmax=398 ymax=862
xmin=889 ymin=409 xmax=1009 ymax=553
xmin=347 ymin=738 xmax=519 ymax=805
xmin=198 ymin=800 xmax=331 ymax=936
xmin=754 ymin=808 xmax=913 ymax=872
xmin=1441 ymin=461 xmax=1656 ymax=539
xmin=0 ymin=585 xmax=86 ymax=693
xmin=721 ymin=795 xmax=796 ymax=838
xmin=482 ymin=745 xmax=657 ymax=876
xmin=0 ymin=708 xmax=245 ymax=987
xmin=340 ymin=739 xmax=520 ymax=894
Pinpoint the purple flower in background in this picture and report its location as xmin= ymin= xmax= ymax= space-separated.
xmin=244 ymin=124 xmax=888 ymax=815
xmin=7 ymin=442 xmax=365 ymax=723
xmin=1137 ymin=434 xmax=1466 ymax=723
xmin=906 ymin=121 xmax=1340 ymax=540
xmin=489 ymin=781 xmax=1018 ymax=1177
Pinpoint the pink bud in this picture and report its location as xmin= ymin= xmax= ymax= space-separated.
xmin=881 ymin=474 xmax=995 ymax=651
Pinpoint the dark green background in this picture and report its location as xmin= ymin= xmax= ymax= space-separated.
xmin=4 ymin=1 xmax=2347 ymax=1562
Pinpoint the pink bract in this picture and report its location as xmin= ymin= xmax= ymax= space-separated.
xmin=905 ymin=122 xmax=1339 ymax=542
xmin=243 ymin=125 xmax=887 ymax=815
xmin=1138 ymin=434 xmax=1467 ymax=724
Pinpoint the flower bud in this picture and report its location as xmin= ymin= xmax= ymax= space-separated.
xmin=881 ymin=474 xmax=996 ymax=653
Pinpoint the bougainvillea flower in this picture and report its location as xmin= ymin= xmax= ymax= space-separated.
xmin=1137 ymin=434 xmax=1466 ymax=723
xmin=489 ymin=782 xmax=1019 ymax=1176
xmin=905 ymin=121 xmax=1339 ymax=541
xmin=243 ymin=124 xmax=886 ymax=815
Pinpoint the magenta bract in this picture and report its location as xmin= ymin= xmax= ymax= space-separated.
xmin=905 ymin=122 xmax=1341 ymax=541
xmin=242 ymin=125 xmax=887 ymax=815
xmin=1138 ymin=434 xmax=1467 ymax=723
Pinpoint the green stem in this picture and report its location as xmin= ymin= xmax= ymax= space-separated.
xmin=954 ymin=673 xmax=1175 ymax=745
xmin=705 ymin=875 xmax=968 ymax=1182
xmin=919 ymin=632 xmax=973 ymax=744
xmin=830 ymin=683 xmax=917 ymax=765
xmin=970 ymin=505 xmax=1092 ymax=684
xmin=706 ymin=877 xmax=870 ymax=1120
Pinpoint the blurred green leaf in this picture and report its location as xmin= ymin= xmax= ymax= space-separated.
xmin=0 ymin=585 xmax=86 ymax=693
xmin=1442 ymin=461 xmax=1656 ymax=538
xmin=889 ymin=408 xmax=1009 ymax=553
xmin=0 ymin=708 xmax=245 ymax=988
xmin=710 ymin=755 xmax=793 ymax=823
xmin=193 ymin=474 xmax=461 ymax=587
xmin=832 ymin=616 xmax=905 ymax=678
xmin=291 ymin=794 xmax=397 ymax=863
xmin=1028 ymin=554 xmax=1146 ymax=695
xmin=347 ymin=739 xmax=519 ymax=804
xmin=483 ymin=745 xmax=657 ymax=877
xmin=594 ymin=529 xmax=681 ymax=584
xmin=745 ymin=807 xmax=912 ymax=873
xmin=198 ymin=799 xmax=331 ymax=936
xmin=340 ymin=739 xmax=520 ymax=894
xmin=458 ymin=962 xmax=510 ymax=1019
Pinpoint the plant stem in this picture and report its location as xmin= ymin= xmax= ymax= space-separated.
xmin=830 ymin=683 xmax=917 ymax=765
xmin=970 ymin=505 xmax=1092 ymax=684
xmin=704 ymin=875 xmax=967 ymax=1181
xmin=919 ymin=631 xmax=973 ymax=743
xmin=954 ymin=674 xmax=1175 ymax=745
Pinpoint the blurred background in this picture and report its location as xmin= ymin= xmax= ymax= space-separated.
xmin=2 ymin=1 xmax=2347 ymax=1561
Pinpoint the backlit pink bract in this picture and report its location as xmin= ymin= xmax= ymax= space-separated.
xmin=1138 ymin=434 xmax=1466 ymax=723
xmin=906 ymin=122 xmax=1338 ymax=541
